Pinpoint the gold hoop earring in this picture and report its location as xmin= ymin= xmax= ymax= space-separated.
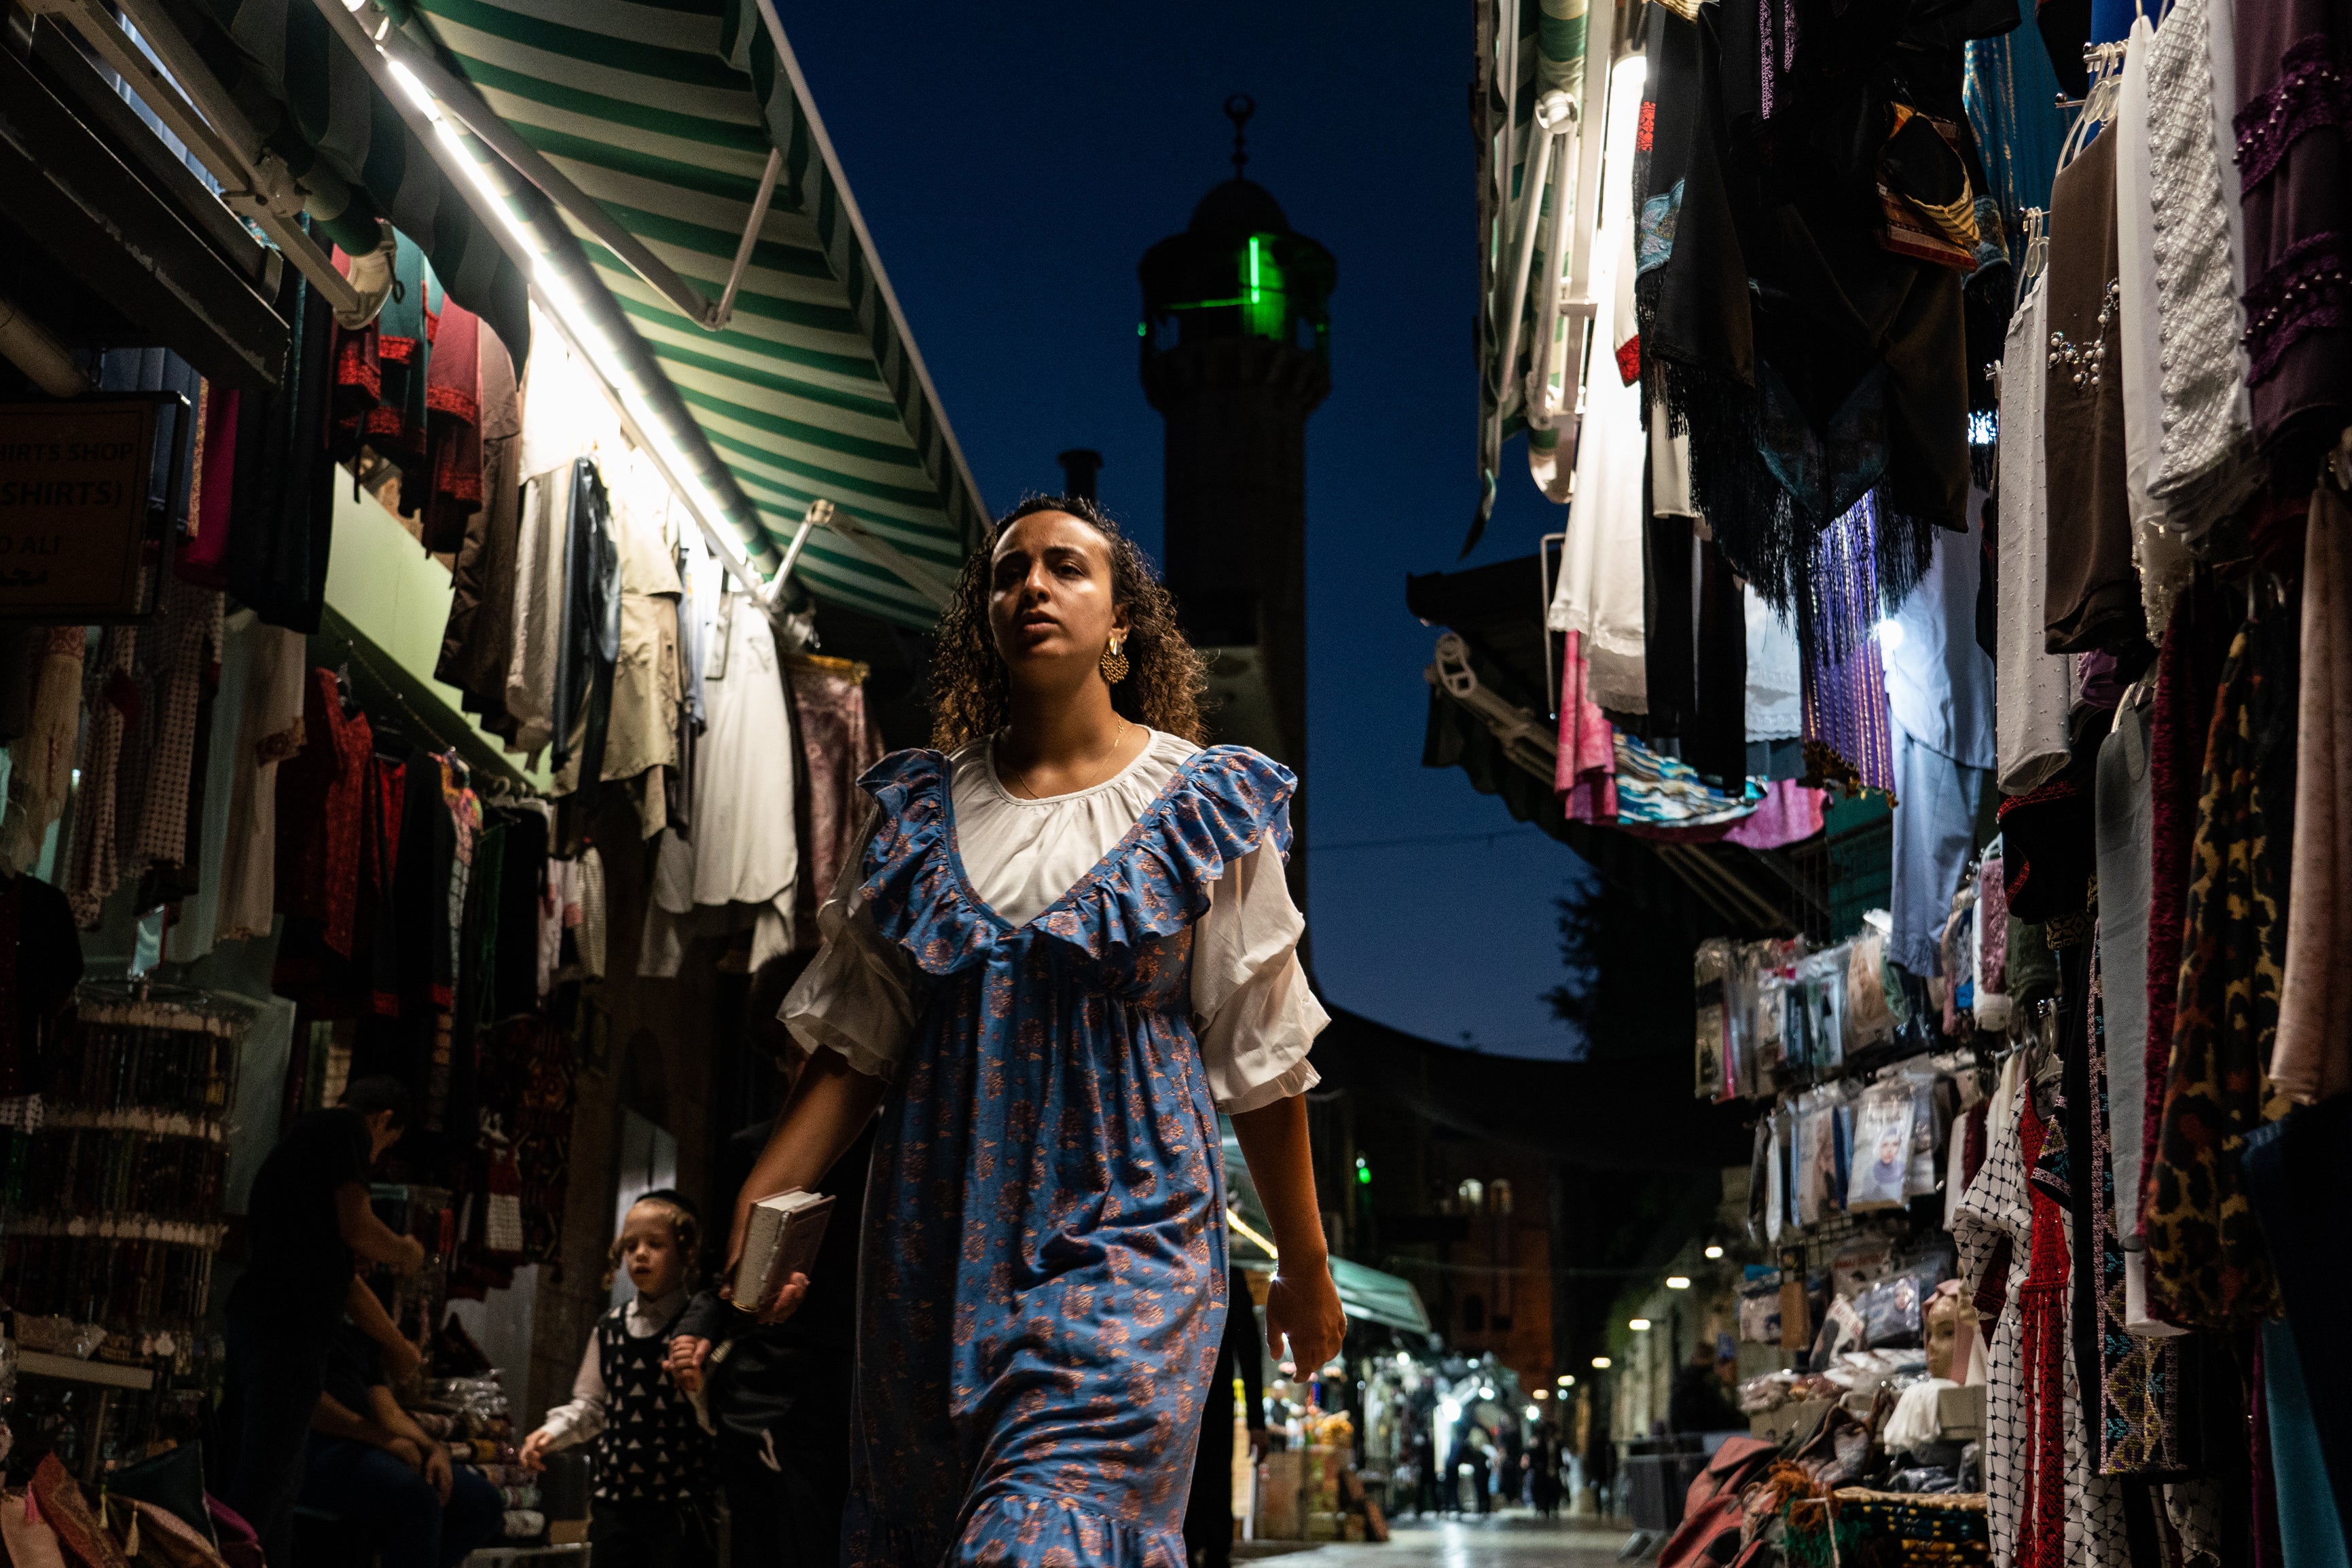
xmin=1100 ymin=633 xmax=1129 ymax=685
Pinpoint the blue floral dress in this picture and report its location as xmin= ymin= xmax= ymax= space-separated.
xmin=838 ymin=744 xmax=1297 ymax=1568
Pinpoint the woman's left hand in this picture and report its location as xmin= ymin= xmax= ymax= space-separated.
xmin=1263 ymin=1262 xmax=1345 ymax=1374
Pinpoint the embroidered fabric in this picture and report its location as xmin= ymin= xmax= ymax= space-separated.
xmin=2144 ymin=0 xmax=2266 ymax=535
xmin=2232 ymin=35 xmax=2350 ymax=189
xmin=2241 ymin=230 xmax=2352 ymax=385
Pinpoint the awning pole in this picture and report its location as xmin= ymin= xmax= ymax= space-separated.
xmin=364 ymin=10 xmax=734 ymax=333
xmin=1489 ymin=96 xmax=1564 ymax=427
xmin=821 ymin=509 xmax=960 ymax=610
xmin=714 ymin=148 xmax=784 ymax=331
xmin=773 ymin=498 xmax=828 ymax=593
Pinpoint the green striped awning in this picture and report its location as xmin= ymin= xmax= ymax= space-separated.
xmin=410 ymin=0 xmax=987 ymax=627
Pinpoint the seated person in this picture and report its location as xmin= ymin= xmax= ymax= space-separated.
xmin=300 ymin=1319 xmax=504 ymax=1568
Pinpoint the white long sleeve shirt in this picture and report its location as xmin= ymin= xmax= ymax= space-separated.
xmin=533 ymin=1287 xmax=687 ymax=1452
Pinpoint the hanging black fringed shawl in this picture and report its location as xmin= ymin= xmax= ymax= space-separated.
xmin=1644 ymin=0 xmax=2014 ymax=618
xmin=1634 ymin=7 xmax=1776 ymax=594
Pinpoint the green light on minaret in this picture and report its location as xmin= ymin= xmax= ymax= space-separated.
xmin=1146 ymin=232 xmax=1303 ymax=346
xmin=1242 ymin=232 xmax=1287 ymax=340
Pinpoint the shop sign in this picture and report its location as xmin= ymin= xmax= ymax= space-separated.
xmin=0 ymin=397 xmax=175 ymax=621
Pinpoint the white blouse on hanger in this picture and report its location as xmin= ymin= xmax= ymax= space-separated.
xmin=782 ymin=728 xmax=1326 ymax=1115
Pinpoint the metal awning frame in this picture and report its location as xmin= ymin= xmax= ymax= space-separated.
xmin=307 ymin=0 xmax=962 ymax=615
xmin=1424 ymin=629 xmax=1797 ymax=935
xmin=361 ymin=10 xmax=779 ymax=335
xmin=24 ymin=0 xmax=384 ymax=327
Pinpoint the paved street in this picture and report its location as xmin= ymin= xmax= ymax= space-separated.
xmin=1252 ymin=1512 xmax=1637 ymax=1568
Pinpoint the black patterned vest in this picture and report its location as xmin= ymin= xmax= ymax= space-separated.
xmin=589 ymin=1300 xmax=712 ymax=1503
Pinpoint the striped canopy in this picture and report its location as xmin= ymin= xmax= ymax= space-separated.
xmin=412 ymin=0 xmax=988 ymax=626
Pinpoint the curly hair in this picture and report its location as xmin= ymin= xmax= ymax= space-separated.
xmin=600 ymin=1190 xmax=701 ymax=1293
xmin=929 ymin=495 xmax=1212 ymax=749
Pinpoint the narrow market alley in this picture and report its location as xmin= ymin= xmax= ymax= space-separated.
xmin=4 ymin=0 xmax=2351 ymax=1557
xmin=1300 ymin=1515 xmax=1635 ymax=1568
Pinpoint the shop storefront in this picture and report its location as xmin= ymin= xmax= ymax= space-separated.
xmin=1427 ymin=0 xmax=2352 ymax=1558
xmin=0 ymin=0 xmax=981 ymax=1550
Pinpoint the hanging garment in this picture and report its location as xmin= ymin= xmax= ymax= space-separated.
xmin=640 ymin=593 xmax=799 ymax=977
xmin=2275 ymin=482 xmax=2352 ymax=1105
xmin=180 ymin=379 xmax=237 ymax=590
xmin=435 ymin=755 xmax=479 ymax=1004
xmin=599 ymin=451 xmax=685 ymax=821
xmin=65 ymin=626 xmax=136 ymax=926
xmin=2041 ymin=130 xmax=2146 ymax=657
xmin=1885 ymin=486 xmax=1998 ymax=772
xmin=1955 ymin=1054 xmax=2029 ymax=1568
xmin=418 ymin=297 xmax=483 ymax=554
xmin=0 ymin=628 xmax=86 ymax=876
xmin=1546 ymin=67 xmax=1650 ymax=718
xmin=2232 ymin=0 xmax=2352 ymax=462
xmin=1889 ymin=720 xmax=1989 ymax=976
xmin=1798 ymin=496 xmax=1896 ymax=797
xmin=328 ymin=244 xmax=384 ymax=465
xmin=2143 ymin=0 xmax=2267 ymax=536
xmin=2244 ymin=1099 xmax=2352 ymax=1542
xmin=1997 ymin=282 xmax=2080 ymax=792
xmin=786 ymin=658 xmax=886 ymax=919
xmin=436 ymin=320 xmax=525 ymax=740
xmin=275 ymin=668 xmax=373 ymax=959
xmin=165 ymin=608 xmax=258 ymax=963
xmin=227 ymin=263 xmax=338 ymax=634
xmin=2146 ymin=608 xmax=2297 ymax=1328
xmin=1745 ymin=584 xmax=1804 ymax=750
xmin=2139 ymin=579 xmax=2234 ymax=1234
xmin=781 ymin=740 xmax=1319 ymax=1568
xmin=96 ymin=347 xmax=201 ymax=542
xmin=216 ymin=623 xmax=311 ymax=943
xmin=2087 ymin=945 xmax=2189 ymax=1474
xmin=503 ymin=467 xmax=574 ymax=757
xmin=577 ymin=845 xmax=607 ymax=982
xmin=1722 ymin=780 xmax=1827 ymax=849
xmin=2095 ymin=688 xmax=2158 ymax=1241
xmin=127 ymin=574 xmax=223 ymax=897
xmin=1556 ymin=629 xmax=1619 ymax=822
xmin=2020 ymin=1070 xmax=2134 ymax=1568
xmin=2114 ymin=21 xmax=2194 ymax=635
xmin=371 ymin=238 xmax=432 ymax=486
xmin=1963 ymin=32 xmax=2072 ymax=232
xmin=549 ymin=458 xmax=618 ymax=780
xmin=2000 ymin=729 xmax=2101 ymax=926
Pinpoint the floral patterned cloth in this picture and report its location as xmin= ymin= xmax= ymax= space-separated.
xmin=2146 ymin=612 xmax=2296 ymax=1327
xmin=839 ymin=745 xmax=1294 ymax=1568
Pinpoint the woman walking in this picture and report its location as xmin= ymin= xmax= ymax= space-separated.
xmin=733 ymin=496 xmax=1344 ymax=1568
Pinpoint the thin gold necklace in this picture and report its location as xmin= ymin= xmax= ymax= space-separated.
xmin=1002 ymin=721 xmax=1132 ymax=801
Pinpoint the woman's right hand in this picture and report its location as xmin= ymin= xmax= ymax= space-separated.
xmin=753 ymin=1272 xmax=811 ymax=1326
xmin=1263 ymin=1262 xmax=1346 ymax=1375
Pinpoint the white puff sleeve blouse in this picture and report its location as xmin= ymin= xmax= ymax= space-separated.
xmin=780 ymin=729 xmax=1326 ymax=1114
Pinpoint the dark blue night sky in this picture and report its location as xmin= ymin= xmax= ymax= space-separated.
xmin=787 ymin=2 xmax=1599 ymax=1059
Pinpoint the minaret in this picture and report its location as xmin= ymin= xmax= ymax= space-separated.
xmin=1139 ymin=96 xmax=1335 ymax=908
